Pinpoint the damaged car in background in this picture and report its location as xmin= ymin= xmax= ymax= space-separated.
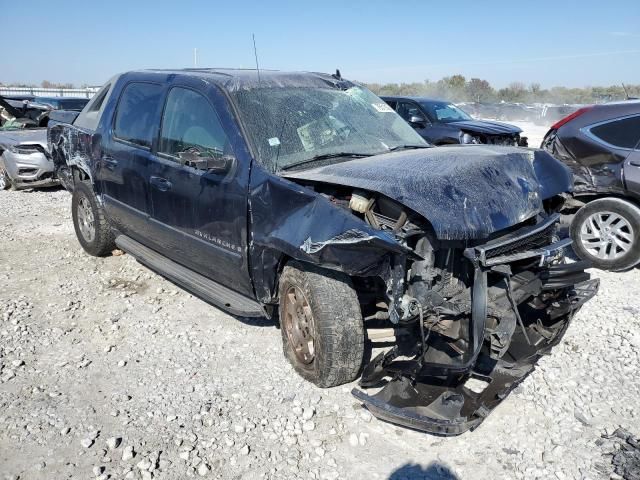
xmin=0 ymin=94 xmax=87 ymax=189
xmin=0 ymin=94 xmax=88 ymax=130
xmin=0 ymin=128 xmax=56 ymax=190
xmin=49 ymin=69 xmax=598 ymax=435
xmin=381 ymin=96 xmax=528 ymax=147
xmin=542 ymin=100 xmax=640 ymax=271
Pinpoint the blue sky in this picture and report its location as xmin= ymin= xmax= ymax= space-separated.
xmin=2 ymin=0 xmax=639 ymax=88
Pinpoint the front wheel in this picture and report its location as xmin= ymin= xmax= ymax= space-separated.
xmin=570 ymin=197 xmax=640 ymax=271
xmin=71 ymin=181 xmax=116 ymax=256
xmin=0 ymin=168 xmax=14 ymax=190
xmin=278 ymin=261 xmax=364 ymax=388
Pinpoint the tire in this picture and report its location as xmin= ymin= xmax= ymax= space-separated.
xmin=570 ymin=197 xmax=640 ymax=271
xmin=0 ymin=168 xmax=12 ymax=190
xmin=71 ymin=181 xmax=116 ymax=256
xmin=278 ymin=261 xmax=364 ymax=388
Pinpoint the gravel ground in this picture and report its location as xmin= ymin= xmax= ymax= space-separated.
xmin=1 ymin=185 xmax=639 ymax=480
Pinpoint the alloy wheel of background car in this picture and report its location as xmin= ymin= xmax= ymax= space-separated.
xmin=579 ymin=211 xmax=633 ymax=260
xmin=76 ymin=196 xmax=96 ymax=243
xmin=0 ymin=169 xmax=9 ymax=190
xmin=282 ymin=285 xmax=316 ymax=365
xmin=570 ymin=197 xmax=640 ymax=271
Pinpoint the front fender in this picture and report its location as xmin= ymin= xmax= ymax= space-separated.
xmin=248 ymin=166 xmax=409 ymax=304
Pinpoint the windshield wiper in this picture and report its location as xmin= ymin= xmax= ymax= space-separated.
xmin=386 ymin=144 xmax=431 ymax=152
xmin=279 ymin=152 xmax=371 ymax=171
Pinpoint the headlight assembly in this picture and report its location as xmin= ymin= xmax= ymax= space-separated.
xmin=460 ymin=132 xmax=477 ymax=144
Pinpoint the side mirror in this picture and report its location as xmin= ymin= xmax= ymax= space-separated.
xmin=178 ymin=151 xmax=235 ymax=174
xmin=409 ymin=115 xmax=427 ymax=128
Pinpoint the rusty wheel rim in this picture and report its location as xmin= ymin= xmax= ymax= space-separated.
xmin=282 ymin=285 xmax=316 ymax=365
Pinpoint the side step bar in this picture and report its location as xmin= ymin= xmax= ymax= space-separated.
xmin=115 ymin=235 xmax=264 ymax=317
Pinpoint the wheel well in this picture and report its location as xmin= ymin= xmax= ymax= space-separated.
xmin=572 ymin=193 xmax=640 ymax=211
xmin=72 ymin=166 xmax=90 ymax=184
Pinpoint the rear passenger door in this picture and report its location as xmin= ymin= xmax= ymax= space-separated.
xmin=146 ymin=81 xmax=253 ymax=296
xmin=100 ymin=82 xmax=163 ymax=240
xmin=586 ymin=114 xmax=640 ymax=195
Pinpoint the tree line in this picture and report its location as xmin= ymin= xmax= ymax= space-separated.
xmin=364 ymin=75 xmax=640 ymax=105
xmin=3 ymin=76 xmax=639 ymax=105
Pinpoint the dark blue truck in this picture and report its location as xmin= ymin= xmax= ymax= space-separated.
xmin=48 ymin=69 xmax=598 ymax=435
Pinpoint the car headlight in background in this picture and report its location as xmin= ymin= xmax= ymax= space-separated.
xmin=459 ymin=132 xmax=479 ymax=144
xmin=8 ymin=144 xmax=41 ymax=155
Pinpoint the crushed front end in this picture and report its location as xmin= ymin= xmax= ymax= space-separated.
xmin=352 ymin=211 xmax=599 ymax=435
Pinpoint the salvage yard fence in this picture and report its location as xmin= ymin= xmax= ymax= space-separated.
xmin=0 ymin=86 xmax=99 ymax=98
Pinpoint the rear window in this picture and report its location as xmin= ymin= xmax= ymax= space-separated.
xmin=114 ymin=82 xmax=163 ymax=148
xmin=58 ymin=99 xmax=89 ymax=111
xmin=74 ymin=80 xmax=114 ymax=131
xmin=589 ymin=115 xmax=640 ymax=149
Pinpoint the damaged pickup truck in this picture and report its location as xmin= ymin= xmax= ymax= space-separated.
xmin=49 ymin=69 xmax=599 ymax=435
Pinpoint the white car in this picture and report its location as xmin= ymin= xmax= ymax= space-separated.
xmin=0 ymin=128 xmax=58 ymax=190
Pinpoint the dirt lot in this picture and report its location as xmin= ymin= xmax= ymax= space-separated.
xmin=1 ymin=148 xmax=639 ymax=479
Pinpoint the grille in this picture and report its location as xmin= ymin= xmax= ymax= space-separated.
xmin=466 ymin=214 xmax=562 ymax=266
xmin=484 ymin=222 xmax=555 ymax=260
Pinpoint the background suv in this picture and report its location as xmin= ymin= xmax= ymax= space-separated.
xmin=542 ymin=100 xmax=640 ymax=271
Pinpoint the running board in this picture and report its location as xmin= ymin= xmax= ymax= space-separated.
xmin=115 ymin=235 xmax=264 ymax=317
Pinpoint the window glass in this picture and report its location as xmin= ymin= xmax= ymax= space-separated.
xmin=396 ymin=102 xmax=422 ymax=122
xmin=590 ymin=115 xmax=640 ymax=149
xmin=114 ymin=82 xmax=162 ymax=148
xmin=74 ymin=80 xmax=114 ymax=131
xmin=231 ymin=86 xmax=426 ymax=171
xmin=419 ymin=101 xmax=472 ymax=123
xmin=159 ymin=87 xmax=231 ymax=159
xmin=88 ymin=85 xmax=110 ymax=112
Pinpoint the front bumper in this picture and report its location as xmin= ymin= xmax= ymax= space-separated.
xmin=1 ymin=150 xmax=59 ymax=188
xmin=353 ymin=215 xmax=600 ymax=435
xmin=353 ymin=276 xmax=598 ymax=436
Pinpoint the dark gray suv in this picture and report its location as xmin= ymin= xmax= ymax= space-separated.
xmin=542 ymin=100 xmax=640 ymax=271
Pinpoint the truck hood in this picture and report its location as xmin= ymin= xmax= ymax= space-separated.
xmin=283 ymin=145 xmax=571 ymax=240
xmin=449 ymin=120 xmax=522 ymax=135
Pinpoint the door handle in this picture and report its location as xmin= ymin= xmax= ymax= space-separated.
xmin=150 ymin=176 xmax=172 ymax=192
xmin=630 ymin=160 xmax=640 ymax=167
xmin=102 ymin=156 xmax=118 ymax=170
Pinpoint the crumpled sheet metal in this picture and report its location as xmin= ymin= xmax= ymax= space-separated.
xmin=247 ymin=166 xmax=408 ymax=303
xmin=546 ymin=133 xmax=627 ymax=196
xmin=284 ymin=146 xmax=572 ymax=240
xmin=48 ymin=122 xmax=97 ymax=187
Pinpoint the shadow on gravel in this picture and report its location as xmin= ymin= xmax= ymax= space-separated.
xmin=232 ymin=315 xmax=278 ymax=328
xmin=12 ymin=185 xmax=66 ymax=194
xmin=388 ymin=462 xmax=459 ymax=480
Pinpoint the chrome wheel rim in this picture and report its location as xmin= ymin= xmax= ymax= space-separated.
xmin=77 ymin=196 xmax=96 ymax=243
xmin=0 ymin=170 xmax=7 ymax=190
xmin=282 ymin=285 xmax=316 ymax=365
xmin=580 ymin=211 xmax=634 ymax=260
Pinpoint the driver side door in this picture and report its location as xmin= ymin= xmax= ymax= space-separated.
xmin=146 ymin=83 xmax=253 ymax=296
xmin=396 ymin=101 xmax=436 ymax=143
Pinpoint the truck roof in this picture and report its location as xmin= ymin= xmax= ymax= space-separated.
xmin=125 ymin=68 xmax=354 ymax=92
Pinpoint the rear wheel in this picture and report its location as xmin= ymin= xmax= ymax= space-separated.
xmin=279 ymin=261 xmax=364 ymax=388
xmin=71 ymin=181 xmax=116 ymax=256
xmin=570 ymin=197 xmax=640 ymax=271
